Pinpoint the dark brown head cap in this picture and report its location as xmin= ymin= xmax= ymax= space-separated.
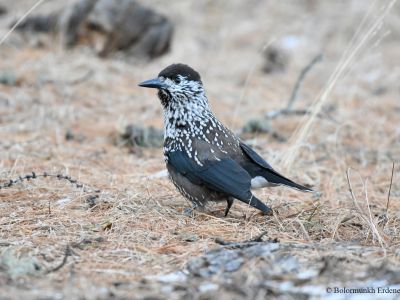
xmin=158 ymin=64 xmax=201 ymax=83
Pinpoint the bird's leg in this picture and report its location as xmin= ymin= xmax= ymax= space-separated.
xmin=183 ymin=207 xmax=193 ymax=216
xmin=183 ymin=202 xmax=199 ymax=217
xmin=224 ymin=197 xmax=234 ymax=217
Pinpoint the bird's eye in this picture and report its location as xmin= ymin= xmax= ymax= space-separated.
xmin=174 ymin=77 xmax=181 ymax=84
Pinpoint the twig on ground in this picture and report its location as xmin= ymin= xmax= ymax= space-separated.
xmin=287 ymin=53 xmax=323 ymax=110
xmin=249 ymin=231 xmax=269 ymax=242
xmin=45 ymin=244 xmax=73 ymax=274
xmin=0 ymin=171 xmax=101 ymax=194
xmin=215 ymin=231 xmax=277 ymax=249
xmin=214 ymin=238 xmax=261 ymax=249
xmin=242 ymin=53 xmax=332 ymax=141
xmin=265 ymin=108 xmax=337 ymax=123
xmin=265 ymin=53 xmax=328 ymax=121
xmin=283 ymin=206 xmax=319 ymax=219
xmin=43 ymin=70 xmax=94 ymax=86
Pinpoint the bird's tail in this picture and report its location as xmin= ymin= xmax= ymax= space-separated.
xmin=239 ymin=195 xmax=272 ymax=215
xmin=262 ymin=169 xmax=313 ymax=192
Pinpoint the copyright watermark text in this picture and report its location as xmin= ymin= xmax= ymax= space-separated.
xmin=326 ymin=287 xmax=400 ymax=294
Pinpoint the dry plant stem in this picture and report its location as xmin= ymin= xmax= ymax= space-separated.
xmin=346 ymin=168 xmax=386 ymax=251
xmin=331 ymin=216 xmax=344 ymax=240
xmin=296 ymin=219 xmax=310 ymax=241
xmin=363 ymin=180 xmax=386 ymax=251
xmin=385 ymin=162 xmax=395 ymax=216
xmin=281 ymin=0 xmax=397 ymax=170
xmin=306 ymin=204 xmax=320 ymax=222
xmin=0 ymin=0 xmax=46 ymax=45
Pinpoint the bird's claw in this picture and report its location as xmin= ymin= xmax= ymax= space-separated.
xmin=183 ymin=207 xmax=193 ymax=216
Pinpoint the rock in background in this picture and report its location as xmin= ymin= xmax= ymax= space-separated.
xmin=12 ymin=0 xmax=173 ymax=59
xmin=0 ymin=5 xmax=7 ymax=17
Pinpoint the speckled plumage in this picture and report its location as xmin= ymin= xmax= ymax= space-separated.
xmin=139 ymin=64 xmax=312 ymax=216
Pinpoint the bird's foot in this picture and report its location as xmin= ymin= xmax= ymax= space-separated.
xmin=262 ymin=206 xmax=273 ymax=216
xmin=183 ymin=203 xmax=200 ymax=217
xmin=183 ymin=207 xmax=194 ymax=217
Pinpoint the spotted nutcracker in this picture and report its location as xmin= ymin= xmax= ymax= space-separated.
xmin=139 ymin=63 xmax=312 ymax=216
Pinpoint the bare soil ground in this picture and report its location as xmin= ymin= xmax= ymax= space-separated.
xmin=0 ymin=1 xmax=399 ymax=299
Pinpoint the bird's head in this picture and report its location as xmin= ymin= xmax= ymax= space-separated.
xmin=139 ymin=64 xmax=207 ymax=109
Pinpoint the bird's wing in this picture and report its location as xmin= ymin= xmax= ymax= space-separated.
xmin=240 ymin=142 xmax=274 ymax=170
xmin=167 ymin=150 xmax=252 ymax=201
xmin=240 ymin=142 xmax=313 ymax=192
xmin=167 ymin=149 xmax=271 ymax=212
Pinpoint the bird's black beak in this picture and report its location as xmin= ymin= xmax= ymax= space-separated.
xmin=138 ymin=78 xmax=167 ymax=89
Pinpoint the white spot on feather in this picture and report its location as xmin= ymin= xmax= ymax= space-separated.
xmin=251 ymin=176 xmax=269 ymax=189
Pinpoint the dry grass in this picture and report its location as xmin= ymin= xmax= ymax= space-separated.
xmin=0 ymin=0 xmax=399 ymax=298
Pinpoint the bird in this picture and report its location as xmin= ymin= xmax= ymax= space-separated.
xmin=139 ymin=63 xmax=313 ymax=216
